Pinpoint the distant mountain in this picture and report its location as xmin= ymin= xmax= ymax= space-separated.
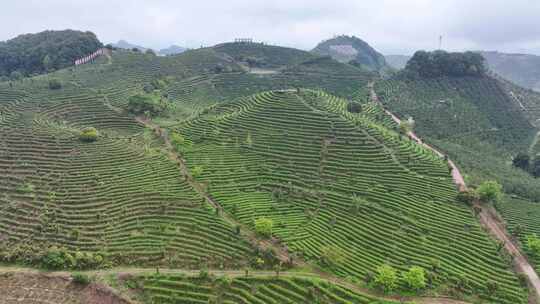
xmin=111 ymin=40 xmax=149 ymax=52
xmin=159 ymin=45 xmax=187 ymax=56
xmin=312 ymin=35 xmax=391 ymax=72
xmin=0 ymin=30 xmax=102 ymax=79
xmin=385 ymin=54 xmax=411 ymax=69
xmin=480 ymin=51 xmax=540 ymax=92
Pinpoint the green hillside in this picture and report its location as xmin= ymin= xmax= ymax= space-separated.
xmin=170 ymin=89 xmax=525 ymax=303
xmin=0 ymin=46 xmax=535 ymax=303
xmin=0 ymin=30 xmax=102 ymax=79
xmin=375 ymin=51 xmax=540 ymax=201
xmin=214 ymin=42 xmax=316 ymax=69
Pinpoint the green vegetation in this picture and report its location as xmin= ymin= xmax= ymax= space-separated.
xmin=376 ymin=76 xmax=539 ymax=201
xmin=477 ymin=180 xmax=503 ymax=203
xmin=214 ymin=42 xmax=316 ymax=68
xmin=402 ymin=266 xmax=426 ymax=291
xmin=0 ymin=41 xmax=535 ymax=304
xmin=0 ymin=30 xmax=102 ymax=78
xmin=254 ymin=218 xmax=273 ymax=238
xmin=71 ymin=273 xmax=92 ymax=285
xmin=127 ymin=93 xmax=168 ymax=116
xmin=526 ymin=234 xmax=540 ymax=257
xmin=402 ymin=50 xmax=486 ymax=78
xmin=48 ymin=78 xmax=62 ymax=90
xmin=138 ymin=274 xmax=401 ymax=304
xmin=79 ymin=126 xmax=98 ymax=142
xmin=373 ymin=264 xmax=398 ymax=293
xmin=173 ymin=89 xmax=525 ymax=303
xmin=320 ymin=245 xmax=346 ymax=268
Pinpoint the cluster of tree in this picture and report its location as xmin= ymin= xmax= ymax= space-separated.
xmin=41 ymin=247 xmax=108 ymax=270
xmin=401 ymin=50 xmax=486 ymax=79
xmin=127 ymin=94 xmax=168 ymax=116
xmin=512 ymin=153 xmax=540 ymax=177
xmin=0 ymin=30 xmax=102 ymax=79
xmin=456 ymin=180 xmax=503 ymax=206
xmin=128 ymin=77 xmax=174 ymax=116
xmin=366 ymin=264 xmax=427 ymax=293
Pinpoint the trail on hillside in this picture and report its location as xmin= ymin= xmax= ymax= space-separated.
xmin=134 ymin=116 xmax=294 ymax=264
xmin=478 ymin=206 xmax=540 ymax=300
xmin=368 ymin=82 xmax=467 ymax=191
xmin=368 ymin=82 xmax=540 ymax=302
xmin=0 ymin=266 xmax=472 ymax=304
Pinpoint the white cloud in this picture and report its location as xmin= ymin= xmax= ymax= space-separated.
xmin=2 ymin=0 xmax=540 ymax=55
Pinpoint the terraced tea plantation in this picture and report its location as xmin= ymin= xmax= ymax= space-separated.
xmin=375 ymin=77 xmax=535 ymax=155
xmin=173 ymin=90 xmax=525 ymax=303
xmin=497 ymin=197 xmax=540 ymax=270
xmin=138 ymin=273 xmax=400 ymax=304
xmin=0 ymin=46 xmax=535 ymax=304
xmin=0 ymin=83 xmax=252 ymax=268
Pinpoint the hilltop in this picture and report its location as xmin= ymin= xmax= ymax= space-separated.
xmin=159 ymin=44 xmax=187 ymax=55
xmin=312 ymin=35 xmax=391 ymax=73
xmin=0 ymin=30 xmax=102 ymax=79
xmin=385 ymin=51 xmax=540 ymax=92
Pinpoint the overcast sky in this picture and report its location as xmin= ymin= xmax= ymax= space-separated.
xmin=3 ymin=0 xmax=540 ymax=55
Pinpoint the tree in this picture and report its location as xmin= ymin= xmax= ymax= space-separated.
xmin=320 ymin=245 xmax=346 ymax=267
xmin=399 ymin=119 xmax=414 ymax=134
xmin=373 ymin=264 xmax=398 ymax=293
xmin=9 ymin=71 xmax=22 ymax=80
xmin=0 ymin=30 xmax=102 ymax=78
xmin=48 ymin=79 xmax=62 ymax=90
xmin=532 ymin=155 xmax=540 ymax=178
xmin=145 ymin=49 xmax=156 ymax=56
xmin=512 ymin=153 xmax=530 ymax=171
xmin=527 ymin=234 xmax=540 ymax=257
xmin=476 ymin=180 xmax=502 ymax=203
xmin=402 ymin=266 xmax=426 ymax=291
xmin=127 ymin=94 xmax=166 ymax=116
xmin=346 ymin=102 xmax=362 ymax=113
xmin=254 ymin=217 xmax=273 ymax=238
xmin=79 ymin=127 xmax=98 ymax=142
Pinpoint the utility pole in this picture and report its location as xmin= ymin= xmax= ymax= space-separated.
xmin=439 ymin=35 xmax=443 ymax=50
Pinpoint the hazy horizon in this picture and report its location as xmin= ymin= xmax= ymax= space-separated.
xmin=3 ymin=0 xmax=540 ymax=56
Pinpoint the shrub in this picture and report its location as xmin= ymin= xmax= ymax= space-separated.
xmin=48 ymin=79 xmax=62 ymax=90
xmin=399 ymin=118 xmax=415 ymax=134
xmin=320 ymin=245 xmax=345 ymax=267
xmin=79 ymin=127 xmax=98 ymax=142
xmin=512 ymin=153 xmax=530 ymax=171
xmin=254 ymin=217 xmax=273 ymax=238
xmin=477 ymin=180 xmax=502 ymax=203
xmin=71 ymin=273 xmax=92 ymax=285
xmin=402 ymin=266 xmax=426 ymax=291
xmin=527 ymin=234 xmax=540 ymax=257
xmin=41 ymin=247 xmax=75 ymax=270
xmin=373 ymin=264 xmax=398 ymax=293
xmin=346 ymin=102 xmax=362 ymax=113
xmin=456 ymin=189 xmax=477 ymax=206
